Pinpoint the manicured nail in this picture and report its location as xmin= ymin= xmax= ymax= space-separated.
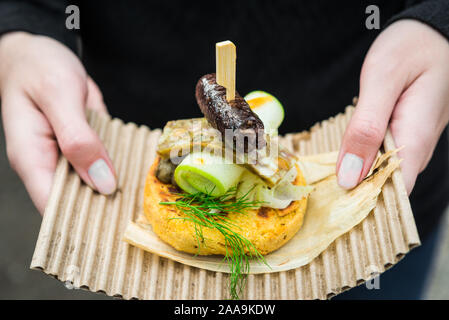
xmin=338 ymin=153 xmax=363 ymax=189
xmin=88 ymin=159 xmax=117 ymax=195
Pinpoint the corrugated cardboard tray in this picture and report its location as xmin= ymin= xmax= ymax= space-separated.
xmin=30 ymin=106 xmax=420 ymax=299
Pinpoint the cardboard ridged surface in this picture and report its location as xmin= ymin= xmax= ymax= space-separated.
xmin=31 ymin=107 xmax=420 ymax=299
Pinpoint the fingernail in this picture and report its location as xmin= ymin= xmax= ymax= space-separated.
xmin=88 ymin=159 xmax=117 ymax=195
xmin=338 ymin=153 xmax=363 ymax=189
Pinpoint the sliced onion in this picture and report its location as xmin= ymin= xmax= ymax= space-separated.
xmin=255 ymin=186 xmax=291 ymax=209
xmin=247 ymin=166 xmax=312 ymax=209
xmin=280 ymin=166 xmax=298 ymax=184
xmin=236 ymin=170 xmax=264 ymax=202
xmin=273 ymin=183 xmax=313 ymax=201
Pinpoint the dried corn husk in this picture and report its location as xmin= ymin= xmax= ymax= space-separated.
xmin=124 ymin=150 xmax=400 ymax=273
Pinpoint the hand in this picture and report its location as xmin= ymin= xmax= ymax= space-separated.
xmin=337 ymin=20 xmax=449 ymax=194
xmin=0 ymin=32 xmax=117 ymax=214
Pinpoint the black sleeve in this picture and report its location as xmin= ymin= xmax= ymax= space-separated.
xmin=387 ymin=0 xmax=449 ymax=41
xmin=0 ymin=0 xmax=78 ymax=53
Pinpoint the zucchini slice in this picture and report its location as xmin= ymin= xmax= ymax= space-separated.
xmin=174 ymin=152 xmax=244 ymax=196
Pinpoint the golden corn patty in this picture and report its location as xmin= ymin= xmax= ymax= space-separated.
xmin=144 ymin=156 xmax=308 ymax=255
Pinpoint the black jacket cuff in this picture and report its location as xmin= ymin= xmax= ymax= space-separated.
xmin=386 ymin=0 xmax=449 ymax=42
xmin=0 ymin=1 xmax=78 ymax=54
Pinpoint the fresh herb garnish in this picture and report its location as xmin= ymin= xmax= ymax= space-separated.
xmin=160 ymin=187 xmax=268 ymax=299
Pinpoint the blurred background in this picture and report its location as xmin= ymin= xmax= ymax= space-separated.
xmin=0 ymin=117 xmax=448 ymax=299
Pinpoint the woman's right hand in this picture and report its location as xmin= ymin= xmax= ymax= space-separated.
xmin=0 ymin=32 xmax=117 ymax=214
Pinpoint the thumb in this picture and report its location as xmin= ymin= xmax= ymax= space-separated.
xmin=35 ymin=76 xmax=117 ymax=195
xmin=337 ymin=56 xmax=407 ymax=189
xmin=58 ymin=115 xmax=117 ymax=195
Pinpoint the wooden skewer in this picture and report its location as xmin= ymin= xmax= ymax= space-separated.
xmin=216 ymin=40 xmax=236 ymax=101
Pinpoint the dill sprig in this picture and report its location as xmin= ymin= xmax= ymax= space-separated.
xmin=160 ymin=187 xmax=268 ymax=299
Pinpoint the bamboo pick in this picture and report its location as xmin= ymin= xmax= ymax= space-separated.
xmin=216 ymin=40 xmax=236 ymax=101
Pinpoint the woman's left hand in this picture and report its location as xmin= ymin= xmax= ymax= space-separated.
xmin=337 ymin=19 xmax=449 ymax=194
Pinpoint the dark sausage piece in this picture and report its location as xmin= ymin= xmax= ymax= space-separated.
xmin=195 ymin=73 xmax=265 ymax=151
